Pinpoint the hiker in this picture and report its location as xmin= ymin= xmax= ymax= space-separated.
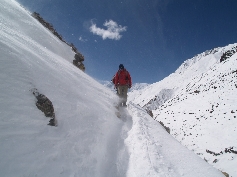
xmin=114 ymin=64 xmax=132 ymax=107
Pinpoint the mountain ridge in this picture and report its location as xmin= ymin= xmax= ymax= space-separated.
xmin=128 ymin=43 xmax=237 ymax=176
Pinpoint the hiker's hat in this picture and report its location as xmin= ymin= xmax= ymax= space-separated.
xmin=119 ymin=64 xmax=124 ymax=70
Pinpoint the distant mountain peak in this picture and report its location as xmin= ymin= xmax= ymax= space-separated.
xmin=175 ymin=43 xmax=237 ymax=74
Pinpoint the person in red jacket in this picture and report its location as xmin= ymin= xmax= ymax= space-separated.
xmin=114 ymin=64 xmax=132 ymax=107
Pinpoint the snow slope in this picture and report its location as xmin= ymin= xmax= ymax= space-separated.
xmin=0 ymin=0 xmax=224 ymax=176
xmin=129 ymin=44 xmax=237 ymax=176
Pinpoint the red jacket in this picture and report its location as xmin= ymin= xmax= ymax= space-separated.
xmin=114 ymin=69 xmax=132 ymax=87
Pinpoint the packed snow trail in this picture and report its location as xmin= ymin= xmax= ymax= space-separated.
xmin=125 ymin=103 xmax=224 ymax=177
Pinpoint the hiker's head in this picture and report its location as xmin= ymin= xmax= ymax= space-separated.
xmin=119 ymin=64 xmax=124 ymax=70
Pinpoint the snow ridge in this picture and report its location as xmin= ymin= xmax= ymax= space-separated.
xmin=129 ymin=44 xmax=237 ymax=176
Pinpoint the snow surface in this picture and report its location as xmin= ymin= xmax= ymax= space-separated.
xmin=0 ymin=0 xmax=225 ymax=176
xmin=129 ymin=44 xmax=237 ymax=176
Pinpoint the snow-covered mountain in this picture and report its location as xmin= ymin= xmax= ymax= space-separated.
xmin=129 ymin=43 xmax=237 ymax=176
xmin=0 ymin=0 xmax=228 ymax=176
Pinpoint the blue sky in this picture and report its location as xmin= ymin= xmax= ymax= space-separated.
xmin=16 ymin=0 xmax=237 ymax=84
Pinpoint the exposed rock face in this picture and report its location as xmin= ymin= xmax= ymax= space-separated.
xmin=222 ymin=171 xmax=229 ymax=177
xmin=73 ymin=53 xmax=85 ymax=71
xmin=31 ymin=88 xmax=57 ymax=126
xmin=206 ymin=147 xmax=237 ymax=156
xmin=146 ymin=109 xmax=153 ymax=118
xmin=158 ymin=121 xmax=170 ymax=134
xmin=32 ymin=12 xmax=86 ymax=72
xmin=32 ymin=12 xmax=63 ymax=41
xmin=220 ymin=46 xmax=237 ymax=62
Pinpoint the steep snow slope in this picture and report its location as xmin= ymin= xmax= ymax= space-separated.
xmin=129 ymin=44 xmax=237 ymax=176
xmin=0 ymin=0 xmax=225 ymax=176
xmin=0 ymin=1 xmax=122 ymax=176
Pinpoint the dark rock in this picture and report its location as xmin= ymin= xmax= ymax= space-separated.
xmin=32 ymin=12 xmax=86 ymax=72
xmin=32 ymin=12 xmax=63 ymax=42
xmin=206 ymin=149 xmax=222 ymax=156
xmin=222 ymin=171 xmax=229 ymax=177
xmin=74 ymin=53 xmax=84 ymax=62
xmin=31 ymin=88 xmax=57 ymax=126
xmin=73 ymin=53 xmax=85 ymax=71
xmin=48 ymin=118 xmax=57 ymax=126
xmin=73 ymin=59 xmax=85 ymax=71
xmin=225 ymin=147 xmax=237 ymax=154
xmin=146 ymin=109 xmax=153 ymax=118
xmin=158 ymin=121 xmax=170 ymax=134
xmin=220 ymin=46 xmax=237 ymax=62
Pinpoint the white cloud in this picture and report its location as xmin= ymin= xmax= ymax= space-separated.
xmin=89 ymin=20 xmax=127 ymax=40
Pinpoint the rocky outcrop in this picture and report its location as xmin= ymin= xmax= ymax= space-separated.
xmin=146 ymin=109 xmax=153 ymax=118
xmin=31 ymin=88 xmax=57 ymax=126
xmin=32 ymin=12 xmax=63 ymax=41
xmin=32 ymin=12 xmax=86 ymax=72
xmin=222 ymin=171 xmax=229 ymax=177
xmin=73 ymin=53 xmax=85 ymax=71
xmin=158 ymin=121 xmax=170 ymax=134
xmin=220 ymin=46 xmax=237 ymax=62
xmin=206 ymin=147 xmax=237 ymax=156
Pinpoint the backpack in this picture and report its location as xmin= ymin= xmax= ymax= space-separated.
xmin=118 ymin=70 xmax=129 ymax=81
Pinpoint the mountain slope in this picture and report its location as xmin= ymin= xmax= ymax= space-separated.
xmin=0 ymin=1 xmax=122 ymax=176
xmin=129 ymin=44 xmax=237 ymax=176
xmin=0 ymin=0 xmax=225 ymax=176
